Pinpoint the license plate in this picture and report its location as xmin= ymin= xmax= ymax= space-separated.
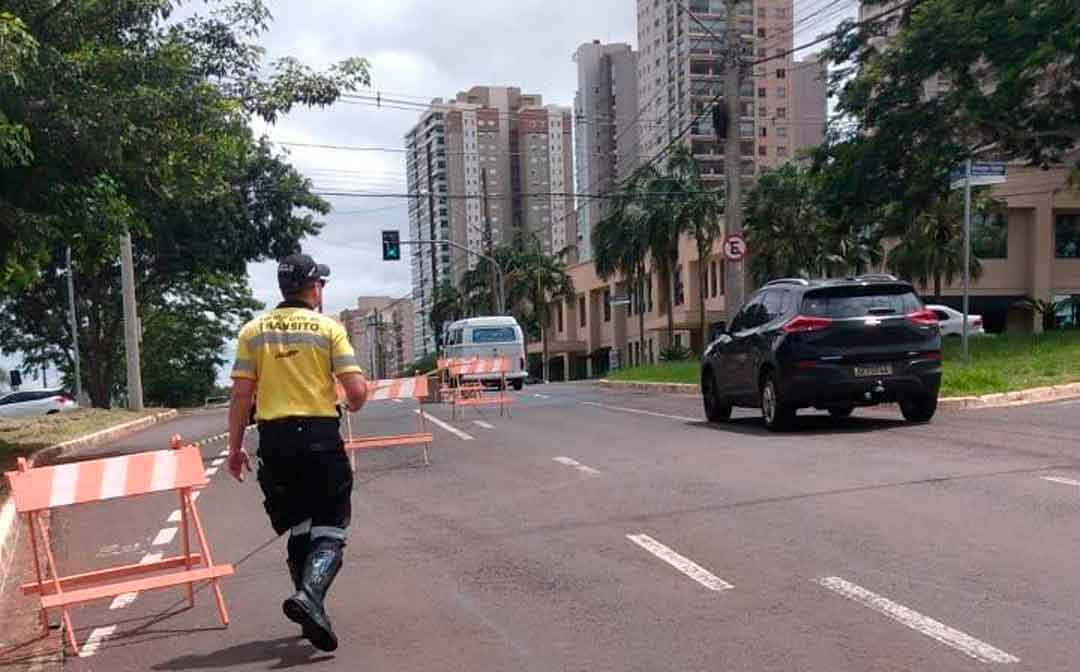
xmin=854 ymin=364 xmax=893 ymax=378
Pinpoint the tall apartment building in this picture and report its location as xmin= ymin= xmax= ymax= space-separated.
xmin=339 ymin=296 xmax=416 ymax=378
xmin=573 ymin=41 xmax=641 ymax=262
xmin=406 ymin=86 xmax=574 ymax=357
xmin=791 ymin=54 xmax=828 ymax=154
xmin=635 ymin=0 xmax=822 ymax=180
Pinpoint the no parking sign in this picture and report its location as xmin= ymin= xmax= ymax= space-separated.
xmin=723 ymin=234 xmax=747 ymax=262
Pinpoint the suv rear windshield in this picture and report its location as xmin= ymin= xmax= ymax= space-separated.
xmin=801 ymin=285 xmax=923 ymax=318
xmin=471 ymin=327 xmax=516 ymax=344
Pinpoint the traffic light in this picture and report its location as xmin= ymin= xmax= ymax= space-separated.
xmin=381 ymin=230 xmax=401 ymax=261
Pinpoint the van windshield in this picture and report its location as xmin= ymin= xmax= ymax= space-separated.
xmin=471 ymin=327 xmax=516 ymax=343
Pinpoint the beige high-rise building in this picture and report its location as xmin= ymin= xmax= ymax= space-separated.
xmin=340 ymin=296 xmax=416 ymax=379
xmin=406 ymin=86 xmax=574 ymax=356
xmin=574 ymin=41 xmax=641 ymax=261
xmin=791 ymin=54 xmax=828 ymax=156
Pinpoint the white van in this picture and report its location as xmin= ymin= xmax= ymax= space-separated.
xmin=443 ymin=316 xmax=527 ymax=390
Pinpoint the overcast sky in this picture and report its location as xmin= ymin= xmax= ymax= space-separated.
xmin=3 ymin=0 xmax=857 ymax=391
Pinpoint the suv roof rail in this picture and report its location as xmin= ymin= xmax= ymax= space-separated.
xmin=851 ymin=273 xmax=899 ymax=282
xmin=765 ymin=278 xmax=810 ymax=287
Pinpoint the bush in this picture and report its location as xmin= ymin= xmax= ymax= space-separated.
xmin=659 ymin=344 xmax=693 ymax=362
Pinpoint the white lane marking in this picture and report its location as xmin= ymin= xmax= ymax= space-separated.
xmin=414 ymin=410 xmax=474 ymax=441
xmin=472 ymin=420 xmax=494 ymax=430
xmin=151 ymin=528 xmax=178 ymax=546
xmin=533 ymin=393 xmax=551 ymax=399
xmin=583 ymin=401 xmax=699 ymax=423
xmin=816 ymin=576 xmax=1019 ymax=664
xmin=205 ymin=467 xmax=219 ymax=476
xmin=626 ymin=533 xmax=733 ymax=592
xmin=217 ymin=449 xmax=229 ymax=458
xmin=553 ymin=456 xmax=601 ymax=476
xmin=192 ymin=491 xmax=200 ymax=503
xmin=392 ymin=398 xmax=404 ymax=404
xmin=1041 ymin=476 xmax=1080 ymax=487
xmin=210 ymin=458 xmax=225 ymax=467
xmin=167 ymin=509 xmax=182 ymax=524
xmin=80 ymin=625 xmax=117 ymax=657
xmin=109 ymin=552 xmax=166 ymax=609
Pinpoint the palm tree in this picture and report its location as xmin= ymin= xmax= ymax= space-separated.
xmin=429 ymin=282 xmax=464 ymax=353
xmin=666 ymin=145 xmax=723 ymax=354
xmin=592 ymin=173 xmax=651 ymax=366
xmin=507 ymin=238 xmax=575 ymax=381
xmin=887 ymin=191 xmax=983 ymax=301
xmin=640 ymin=164 xmax=684 ymax=350
xmin=744 ymin=164 xmax=826 ymax=285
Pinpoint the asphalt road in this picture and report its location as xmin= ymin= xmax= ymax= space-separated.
xmin=24 ymin=388 xmax=1080 ymax=670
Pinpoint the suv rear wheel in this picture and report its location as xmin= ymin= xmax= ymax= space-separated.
xmin=900 ymin=395 xmax=938 ymax=423
xmin=702 ymin=373 xmax=732 ymax=423
xmin=761 ymin=373 xmax=796 ymax=431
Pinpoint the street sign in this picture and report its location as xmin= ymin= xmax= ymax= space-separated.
xmin=382 ymin=230 xmax=401 ymax=261
xmin=609 ymin=295 xmax=632 ymax=307
xmin=9 ymin=369 xmax=21 ymax=389
xmin=723 ymin=234 xmax=747 ymax=262
xmin=950 ymin=162 xmax=1007 ymax=190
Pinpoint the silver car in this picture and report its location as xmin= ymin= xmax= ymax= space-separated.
xmin=0 ymin=389 xmax=80 ymax=418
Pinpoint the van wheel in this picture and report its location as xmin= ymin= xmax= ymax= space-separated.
xmin=761 ymin=373 xmax=796 ymax=432
xmin=512 ymin=379 xmax=523 ymax=391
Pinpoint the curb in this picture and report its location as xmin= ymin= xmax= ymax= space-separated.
xmin=0 ymin=409 xmax=177 ymax=601
xmin=596 ymin=379 xmax=1080 ymax=410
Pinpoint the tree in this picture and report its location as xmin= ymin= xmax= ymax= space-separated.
xmin=744 ymin=164 xmax=830 ymax=284
xmin=0 ymin=0 xmax=371 ymax=406
xmin=666 ymin=145 xmax=723 ymax=354
xmin=429 ymin=283 xmax=464 ymax=351
xmin=886 ymin=191 xmax=984 ymax=301
xmin=506 ymin=239 xmax=574 ymax=382
xmin=640 ymin=164 xmax=684 ymax=350
xmin=592 ymin=173 xmax=651 ymax=365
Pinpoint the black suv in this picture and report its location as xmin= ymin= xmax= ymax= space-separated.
xmin=701 ymin=276 xmax=943 ymax=431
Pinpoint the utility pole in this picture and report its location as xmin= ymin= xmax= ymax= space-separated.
xmin=962 ymin=158 xmax=972 ymax=363
xmin=65 ymin=246 xmax=82 ymax=402
xmin=481 ymin=169 xmax=498 ymax=314
xmin=119 ymin=230 xmax=144 ymax=410
xmin=722 ymin=0 xmax=746 ymax=312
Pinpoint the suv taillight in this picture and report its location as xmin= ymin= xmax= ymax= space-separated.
xmin=907 ymin=309 xmax=939 ymax=327
xmin=782 ymin=315 xmax=833 ymax=334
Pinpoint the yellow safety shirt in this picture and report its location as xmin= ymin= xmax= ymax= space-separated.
xmin=231 ymin=302 xmax=363 ymax=421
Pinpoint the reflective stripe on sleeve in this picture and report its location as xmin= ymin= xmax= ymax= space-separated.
xmin=311 ymin=526 xmax=348 ymax=541
xmin=333 ymin=355 xmax=359 ymax=370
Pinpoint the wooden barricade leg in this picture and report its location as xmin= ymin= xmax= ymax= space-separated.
xmin=35 ymin=513 xmax=78 ymax=653
xmin=179 ymin=488 xmax=195 ymax=608
xmin=185 ymin=491 xmax=229 ymax=626
xmin=25 ymin=511 xmax=48 ymax=633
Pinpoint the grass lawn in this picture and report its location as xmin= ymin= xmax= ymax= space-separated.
xmin=0 ymin=409 xmax=155 ymax=489
xmin=606 ymin=330 xmax=1080 ymax=398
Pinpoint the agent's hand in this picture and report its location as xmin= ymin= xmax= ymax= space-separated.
xmin=229 ymin=448 xmax=253 ymax=482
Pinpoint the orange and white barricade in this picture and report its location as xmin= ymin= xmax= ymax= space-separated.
xmin=446 ymin=356 xmax=513 ymax=420
xmin=339 ymin=375 xmax=433 ymax=467
xmin=4 ymin=440 xmax=233 ymax=653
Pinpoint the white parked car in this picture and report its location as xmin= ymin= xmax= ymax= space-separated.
xmin=926 ymin=304 xmax=986 ymax=338
xmin=0 ymin=389 xmax=80 ymax=418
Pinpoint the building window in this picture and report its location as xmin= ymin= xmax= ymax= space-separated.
xmin=1057 ymin=215 xmax=1080 ymax=258
xmin=758 ymin=105 xmax=767 ymax=117
xmin=777 ymin=107 xmax=787 ymax=119
xmin=758 ymin=87 xmax=767 ymax=98
xmin=776 ymin=7 xmax=788 ymax=17
xmin=777 ymin=146 xmax=788 ymax=157
xmin=646 ymin=276 xmax=654 ymax=313
xmin=776 ymin=68 xmax=786 ymax=79
xmin=709 ymin=260 xmax=718 ymax=298
xmin=603 ymin=289 xmax=612 ymax=322
xmin=579 ymin=295 xmax=587 ymax=327
xmin=757 ymin=7 xmax=766 ymax=18
xmin=758 ymin=145 xmax=767 ymax=156
xmin=777 ymin=126 xmax=788 ymax=138
xmin=757 ymin=47 xmax=766 ymax=57
xmin=674 ymin=266 xmax=685 ymax=306
xmin=777 ymin=86 xmax=787 ymax=98
xmin=973 ymin=212 xmax=1008 ymax=259
xmin=757 ymin=27 xmax=766 ymax=38
xmin=759 ymin=126 xmax=767 ymax=137
xmin=556 ymin=303 xmax=564 ymax=332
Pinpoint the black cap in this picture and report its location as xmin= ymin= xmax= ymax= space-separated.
xmin=277 ymin=254 xmax=330 ymax=293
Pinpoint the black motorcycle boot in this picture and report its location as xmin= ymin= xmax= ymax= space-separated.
xmin=286 ymin=534 xmax=313 ymax=639
xmin=282 ymin=540 xmax=343 ymax=652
